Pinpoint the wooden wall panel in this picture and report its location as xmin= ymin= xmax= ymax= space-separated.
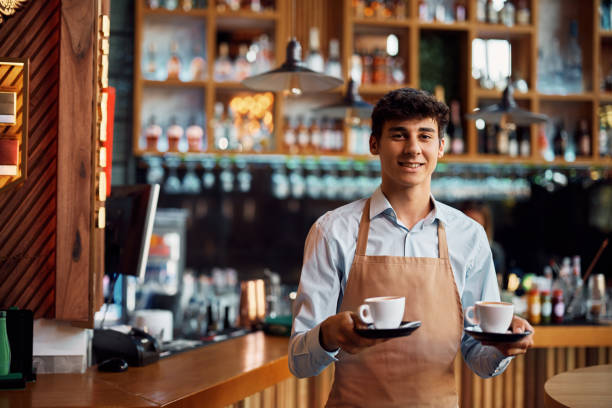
xmin=230 ymin=346 xmax=612 ymax=408
xmin=0 ymin=0 xmax=60 ymax=318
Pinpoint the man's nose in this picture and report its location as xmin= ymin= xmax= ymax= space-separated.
xmin=402 ymin=136 xmax=420 ymax=154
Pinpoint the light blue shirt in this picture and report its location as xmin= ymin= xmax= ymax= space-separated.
xmin=289 ymin=187 xmax=513 ymax=379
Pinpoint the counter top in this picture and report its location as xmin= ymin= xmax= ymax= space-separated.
xmin=1 ymin=325 xmax=611 ymax=407
xmin=1 ymin=331 xmax=291 ymax=408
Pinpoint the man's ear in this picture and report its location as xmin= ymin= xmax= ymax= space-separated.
xmin=438 ymin=136 xmax=445 ymax=159
xmin=369 ymin=135 xmax=379 ymax=155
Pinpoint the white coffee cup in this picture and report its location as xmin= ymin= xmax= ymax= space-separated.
xmin=464 ymin=301 xmax=514 ymax=333
xmin=133 ymin=309 xmax=173 ymax=341
xmin=358 ymin=296 xmax=405 ymax=329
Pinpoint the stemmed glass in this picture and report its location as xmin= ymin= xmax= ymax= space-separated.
xmin=164 ymin=157 xmax=182 ymax=194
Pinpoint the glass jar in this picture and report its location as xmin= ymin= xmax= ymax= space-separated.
xmin=541 ymin=290 xmax=552 ymax=324
xmin=552 ymin=289 xmax=564 ymax=324
xmin=527 ymin=289 xmax=541 ymax=325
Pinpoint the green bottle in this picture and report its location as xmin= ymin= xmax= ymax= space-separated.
xmin=0 ymin=311 xmax=10 ymax=376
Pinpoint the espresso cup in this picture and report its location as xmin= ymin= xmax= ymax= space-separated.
xmin=358 ymin=296 xmax=405 ymax=329
xmin=464 ymin=301 xmax=513 ymax=333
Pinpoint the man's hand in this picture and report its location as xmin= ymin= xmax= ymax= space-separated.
xmin=483 ymin=315 xmax=534 ymax=356
xmin=319 ymin=311 xmax=386 ymax=354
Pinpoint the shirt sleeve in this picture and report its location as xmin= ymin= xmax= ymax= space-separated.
xmin=288 ymin=220 xmax=342 ymax=378
xmin=461 ymin=225 xmax=514 ymax=378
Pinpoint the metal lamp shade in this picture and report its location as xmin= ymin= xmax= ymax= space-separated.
xmin=313 ymin=78 xmax=373 ymax=119
xmin=466 ymin=83 xmax=548 ymax=126
xmin=241 ymin=38 xmax=343 ymax=93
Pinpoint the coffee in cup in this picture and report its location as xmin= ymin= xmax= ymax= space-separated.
xmin=358 ymin=296 xmax=405 ymax=329
xmin=464 ymin=301 xmax=513 ymax=333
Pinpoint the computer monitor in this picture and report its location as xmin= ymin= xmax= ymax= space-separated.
xmin=105 ymin=184 xmax=160 ymax=282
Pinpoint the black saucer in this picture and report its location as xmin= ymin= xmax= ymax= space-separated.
xmin=465 ymin=327 xmax=532 ymax=343
xmin=354 ymin=321 xmax=421 ymax=339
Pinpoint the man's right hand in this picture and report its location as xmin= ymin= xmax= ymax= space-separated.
xmin=319 ymin=311 xmax=386 ymax=354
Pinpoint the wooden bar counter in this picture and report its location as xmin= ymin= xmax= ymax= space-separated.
xmin=1 ymin=326 xmax=611 ymax=408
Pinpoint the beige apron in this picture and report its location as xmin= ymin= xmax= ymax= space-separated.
xmin=326 ymin=199 xmax=463 ymax=408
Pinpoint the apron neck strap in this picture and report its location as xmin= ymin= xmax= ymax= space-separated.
xmin=355 ymin=199 xmax=371 ymax=256
xmin=437 ymin=221 xmax=449 ymax=259
xmin=356 ymin=198 xmax=450 ymax=259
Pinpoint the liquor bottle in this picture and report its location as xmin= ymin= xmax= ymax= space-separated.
xmin=167 ymin=40 xmax=182 ymax=80
xmin=0 ymin=311 xmax=9 ymax=376
xmin=394 ymin=0 xmax=406 ymax=19
xmin=418 ymin=0 xmax=430 ymax=22
xmin=601 ymin=107 xmax=611 ymax=157
xmin=476 ymin=0 xmax=486 ymax=22
xmin=354 ymin=0 xmax=365 ymax=18
xmin=350 ymin=52 xmax=363 ymax=85
xmin=167 ymin=117 xmax=184 ymax=152
xmin=165 ymin=0 xmax=178 ymax=10
xmin=189 ymin=44 xmax=206 ymax=81
xmin=309 ymin=119 xmax=322 ymax=153
xmin=181 ymin=0 xmax=193 ymax=11
xmin=372 ymin=48 xmax=386 ymax=84
xmin=518 ymin=127 xmax=531 ymax=157
xmin=325 ymin=39 xmax=342 ymax=79
xmin=497 ymin=127 xmax=509 ymax=155
xmin=500 ymin=0 xmax=515 ymax=27
xmin=361 ymin=51 xmax=373 ymax=84
xmin=486 ymin=0 xmax=498 ymax=24
xmin=214 ymin=102 xmax=229 ymax=150
xmin=214 ymin=42 xmax=233 ymax=82
xmin=234 ymin=44 xmax=251 ymax=81
xmin=553 ymin=122 xmax=567 ymax=158
xmin=296 ymin=117 xmax=310 ymax=154
xmin=144 ymin=116 xmax=162 ymax=151
xmin=305 ymin=27 xmax=324 ymax=73
xmin=250 ymin=0 xmax=262 ymax=12
xmin=147 ymin=0 xmax=160 ymax=9
xmin=449 ymin=100 xmax=464 ymax=154
xmin=576 ymin=119 xmax=591 ymax=157
xmin=516 ymin=0 xmax=530 ymax=25
xmin=508 ymin=126 xmax=518 ymax=157
xmin=284 ymin=117 xmax=298 ymax=154
xmin=454 ymin=0 xmax=466 ymax=22
xmin=186 ymin=115 xmax=205 ymax=152
xmin=143 ymin=42 xmax=159 ymax=81
xmin=565 ymin=20 xmax=583 ymax=94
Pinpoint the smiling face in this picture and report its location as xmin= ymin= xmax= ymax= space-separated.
xmin=370 ymin=117 xmax=444 ymax=196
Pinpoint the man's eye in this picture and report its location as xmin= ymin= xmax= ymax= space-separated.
xmin=391 ymin=134 xmax=405 ymax=139
xmin=420 ymin=134 xmax=432 ymax=139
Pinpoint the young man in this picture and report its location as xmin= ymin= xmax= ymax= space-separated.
xmin=289 ymin=88 xmax=534 ymax=407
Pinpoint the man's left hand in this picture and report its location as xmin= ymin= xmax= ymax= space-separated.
xmin=482 ymin=315 xmax=534 ymax=356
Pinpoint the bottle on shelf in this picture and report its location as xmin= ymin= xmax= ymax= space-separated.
xmin=499 ymin=0 xmax=515 ymax=27
xmin=476 ymin=0 xmax=486 ymax=22
xmin=214 ymin=102 xmax=229 ymax=150
xmin=508 ymin=125 xmax=518 ymax=157
xmin=186 ymin=115 xmax=205 ymax=152
xmin=454 ymin=0 xmax=466 ymax=22
xmin=566 ymin=255 xmax=587 ymax=320
xmin=600 ymin=106 xmax=611 ymax=157
xmin=518 ymin=127 xmax=531 ymax=157
xmin=167 ymin=40 xmax=182 ymax=81
xmin=189 ymin=44 xmax=207 ymax=81
xmin=564 ymin=20 xmax=583 ymax=94
xmin=515 ymin=0 xmax=530 ymax=25
xmin=394 ymin=0 xmax=407 ymax=19
xmin=234 ymin=44 xmax=251 ymax=81
xmin=165 ymin=0 xmax=178 ymax=11
xmin=418 ymin=0 xmax=431 ymax=22
xmin=167 ymin=117 xmax=184 ymax=152
xmin=372 ymin=48 xmax=387 ymax=84
xmin=147 ymin=0 xmax=161 ymax=9
xmin=296 ymin=117 xmax=310 ymax=154
xmin=181 ymin=0 xmax=193 ymax=11
xmin=552 ymin=289 xmax=564 ymax=324
xmin=361 ymin=50 xmax=373 ymax=85
xmin=284 ymin=117 xmax=298 ymax=155
xmin=143 ymin=42 xmax=160 ymax=81
xmin=144 ymin=116 xmax=162 ymax=152
xmin=353 ymin=0 xmax=366 ymax=18
xmin=350 ymin=52 xmax=363 ymax=85
xmin=214 ymin=42 xmax=233 ymax=82
xmin=527 ymin=288 xmax=541 ymax=325
xmin=309 ymin=119 xmax=322 ymax=154
xmin=306 ymin=27 xmax=324 ymax=73
xmin=553 ymin=121 xmax=568 ymax=158
xmin=575 ymin=119 xmax=591 ymax=157
xmin=325 ymin=39 xmax=342 ymax=79
xmin=497 ymin=126 xmax=509 ymax=155
xmin=486 ymin=0 xmax=499 ymax=24
xmin=448 ymin=100 xmax=464 ymax=154
xmin=0 ymin=311 xmax=10 ymax=376
xmin=541 ymin=290 xmax=552 ymax=324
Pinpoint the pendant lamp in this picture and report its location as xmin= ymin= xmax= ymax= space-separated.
xmin=466 ymin=81 xmax=548 ymax=126
xmin=241 ymin=0 xmax=343 ymax=95
xmin=242 ymin=38 xmax=343 ymax=95
xmin=313 ymin=78 xmax=373 ymax=119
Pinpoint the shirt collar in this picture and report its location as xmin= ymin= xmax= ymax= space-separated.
xmin=370 ymin=187 xmax=448 ymax=227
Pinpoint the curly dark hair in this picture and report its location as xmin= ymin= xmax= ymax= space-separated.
xmin=370 ymin=88 xmax=450 ymax=141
